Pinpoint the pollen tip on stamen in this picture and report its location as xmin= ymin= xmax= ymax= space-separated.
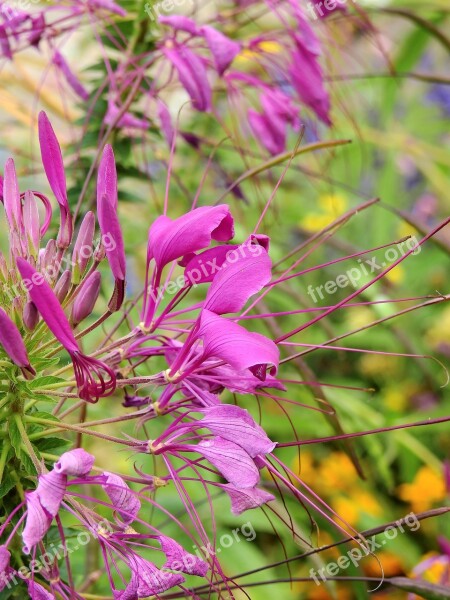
xmin=163 ymin=368 xmax=182 ymax=383
xmin=147 ymin=440 xmax=164 ymax=454
xmin=138 ymin=321 xmax=152 ymax=335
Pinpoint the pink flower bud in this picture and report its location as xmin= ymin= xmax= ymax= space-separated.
xmin=54 ymin=269 xmax=72 ymax=302
xmin=71 ymin=211 xmax=95 ymax=284
xmin=23 ymin=190 xmax=41 ymax=258
xmin=71 ymin=271 xmax=102 ymax=326
xmin=23 ymin=301 xmax=39 ymax=330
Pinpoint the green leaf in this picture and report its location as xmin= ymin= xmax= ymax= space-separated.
xmin=7 ymin=417 xmax=22 ymax=457
xmin=27 ymin=376 xmax=65 ymax=390
xmin=34 ymin=437 xmax=71 ymax=453
xmin=0 ymin=472 xmax=15 ymax=499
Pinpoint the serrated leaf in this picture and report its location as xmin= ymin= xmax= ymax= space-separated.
xmin=35 ymin=437 xmax=71 ymax=452
xmin=7 ymin=417 xmax=22 ymax=457
xmin=0 ymin=472 xmax=16 ymax=498
xmin=28 ymin=376 xmax=65 ymax=390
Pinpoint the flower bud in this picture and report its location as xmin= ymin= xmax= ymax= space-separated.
xmin=23 ymin=190 xmax=41 ymax=259
xmin=23 ymin=301 xmax=39 ymax=331
xmin=72 ymin=211 xmax=95 ymax=284
xmin=54 ymin=269 xmax=71 ymax=302
xmin=71 ymin=271 xmax=101 ymax=326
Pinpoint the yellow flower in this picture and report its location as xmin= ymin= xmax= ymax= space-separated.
xmin=318 ymin=452 xmax=358 ymax=490
xmin=292 ymin=450 xmax=315 ymax=483
xmin=426 ymin=305 xmax=450 ymax=347
xmin=300 ymin=194 xmax=348 ymax=232
xmin=363 ymin=551 xmax=404 ymax=577
xmin=397 ymin=466 xmax=446 ymax=512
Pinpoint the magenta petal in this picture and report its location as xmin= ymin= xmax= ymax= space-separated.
xmin=289 ymin=46 xmax=331 ymax=125
xmin=3 ymin=158 xmax=22 ymax=232
xmin=102 ymin=472 xmax=141 ymax=524
xmin=23 ymin=190 xmax=41 ymax=256
xmin=27 ymin=580 xmax=55 ymax=600
xmin=157 ymin=100 xmax=175 ymax=149
xmin=198 ymin=310 xmax=279 ymax=380
xmin=54 ymin=448 xmax=95 ymax=476
xmin=223 ymin=484 xmax=275 ymax=515
xmin=16 ymin=258 xmax=79 ymax=353
xmin=0 ymin=307 xmax=32 ymax=372
xmin=36 ymin=470 xmax=67 ymax=517
xmin=159 ymin=15 xmax=199 ymax=34
xmin=38 ymin=112 xmax=72 ymax=247
xmin=200 ymin=25 xmax=241 ymax=74
xmin=203 ymin=238 xmax=272 ymax=314
xmin=53 ymin=50 xmax=89 ymax=101
xmin=22 ymin=491 xmax=52 ymax=553
xmin=183 ymin=245 xmax=236 ymax=286
xmin=248 ymin=109 xmax=286 ymax=155
xmin=200 ymin=405 xmax=276 ymax=457
xmin=71 ymin=271 xmax=102 ymax=326
xmin=158 ymin=536 xmax=209 ymax=576
xmin=196 ymin=437 xmax=260 ymax=488
xmin=148 ymin=205 xmax=234 ymax=270
xmin=97 ymin=144 xmax=118 ymax=210
xmin=0 ymin=546 xmax=11 ymax=573
xmin=164 ymin=46 xmax=212 ymax=112
xmin=129 ymin=555 xmax=185 ymax=595
xmin=72 ymin=211 xmax=96 ymax=283
xmin=98 ymin=194 xmax=126 ymax=282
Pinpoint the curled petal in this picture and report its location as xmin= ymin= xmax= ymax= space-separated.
xmin=54 ymin=448 xmax=95 ymax=476
xmin=196 ymin=437 xmax=260 ymax=488
xmin=158 ymin=536 xmax=209 ymax=576
xmin=198 ymin=310 xmax=278 ymax=380
xmin=22 ymin=491 xmax=52 ymax=553
xmin=199 ymin=404 xmax=276 ymax=457
xmin=223 ymin=484 xmax=275 ymax=515
xmin=148 ymin=205 xmax=234 ymax=271
xmin=129 ymin=555 xmax=184 ymax=596
xmin=36 ymin=470 xmax=67 ymax=517
xmin=102 ymin=472 xmax=141 ymax=524
xmin=183 ymin=245 xmax=236 ymax=286
xmin=203 ymin=237 xmax=272 ymax=314
xmin=71 ymin=352 xmax=116 ymax=403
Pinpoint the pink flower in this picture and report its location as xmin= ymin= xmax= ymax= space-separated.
xmin=16 ymin=258 xmax=116 ymax=403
